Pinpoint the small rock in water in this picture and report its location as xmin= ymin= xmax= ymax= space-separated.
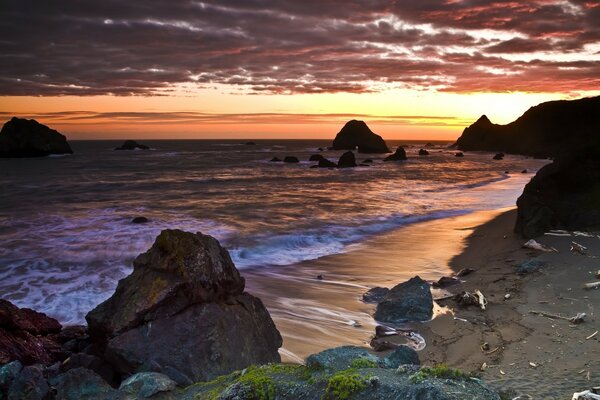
xmin=455 ymin=152 xmax=464 ymax=157
xmin=245 ymin=141 xmax=256 ymax=145
xmin=270 ymin=157 xmax=282 ymax=162
xmin=283 ymin=156 xmax=299 ymax=163
xmin=362 ymin=287 xmax=389 ymax=303
xmin=493 ymin=152 xmax=504 ymax=160
xmin=131 ymin=216 xmax=149 ymax=224
xmin=418 ymin=149 xmax=429 ymax=156
xmin=316 ymin=274 xmax=324 ymax=280
xmin=521 ymin=169 xmax=528 ymax=173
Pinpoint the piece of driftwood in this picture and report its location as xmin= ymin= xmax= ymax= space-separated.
xmin=571 ymin=241 xmax=588 ymax=255
xmin=586 ymin=331 xmax=598 ymax=340
xmin=455 ymin=290 xmax=488 ymax=310
xmin=529 ymin=310 xmax=587 ymax=324
xmin=523 ymin=239 xmax=558 ymax=253
xmin=583 ymin=282 xmax=600 ymax=290
xmin=596 ymin=270 xmax=600 ymax=279
xmin=572 ymin=390 xmax=600 ymax=400
xmin=456 ymin=268 xmax=475 ymax=277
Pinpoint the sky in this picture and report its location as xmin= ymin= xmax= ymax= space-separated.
xmin=0 ymin=0 xmax=599 ymax=140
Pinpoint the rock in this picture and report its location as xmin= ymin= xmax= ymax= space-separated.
xmin=363 ymin=159 xmax=373 ymax=163
xmin=359 ymin=163 xmax=370 ymax=167
xmin=515 ymin=258 xmax=546 ymax=274
xmin=305 ymin=346 xmax=379 ymax=371
xmin=362 ymin=287 xmax=389 ymax=304
xmin=131 ymin=216 xmax=149 ymax=224
xmin=493 ymin=153 xmax=504 ymax=160
xmin=0 ymin=117 xmax=73 ymax=157
xmin=0 ymin=361 xmax=22 ymax=393
xmin=269 ymin=157 xmax=282 ymax=162
xmin=455 ymin=152 xmax=464 ymax=157
xmin=86 ymin=229 xmax=281 ymax=383
xmin=383 ymin=147 xmax=407 ymax=162
xmin=309 ymin=154 xmax=325 ymax=162
xmin=332 ymin=120 xmax=390 ymax=153
xmin=369 ymin=338 xmax=398 ymax=352
xmin=61 ymin=352 xmax=116 ymax=386
xmin=318 ymin=147 xmax=324 ymax=151
xmin=424 ymin=142 xmax=434 ymax=148
xmin=337 ymin=151 xmax=357 ymax=168
xmin=521 ymin=169 xmax=528 ymax=173
xmin=114 ymin=140 xmax=149 ymax=150
xmin=245 ymin=141 xmax=256 ymax=145
xmin=283 ymin=156 xmax=299 ymax=163
xmin=0 ymin=300 xmax=63 ymax=365
xmin=515 ymin=154 xmax=600 ymax=238
xmin=310 ymin=165 xmax=318 ymax=169
xmin=382 ymin=346 xmax=420 ymax=368
xmin=431 ymin=276 xmax=460 ymax=288
xmin=374 ymin=276 xmax=433 ymax=323
xmin=454 ymin=96 xmax=600 ymax=158
xmin=49 ymin=367 xmax=115 ymax=400
xmin=318 ymin=158 xmax=337 ymax=168
xmin=7 ymin=365 xmax=49 ymax=400
xmin=418 ymin=149 xmax=429 ymax=156
xmin=119 ymin=372 xmax=177 ymax=398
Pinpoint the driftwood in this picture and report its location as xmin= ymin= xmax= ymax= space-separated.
xmin=572 ymin=391 xmax=600 ymax=400
xmin=455 ymin=290 xmax=488 ymax=310
xmin=571 ymin=241 xmax=588 ymax=255
xmin=583 ymin=282 xmax=600 ymax=290
xmin=529 ymin=310 xmax=587 ymax=324
xmin=523 ymin=239 xmax=558 ymax=253
xmin=456 ymin=268 xmax=475 ymax=277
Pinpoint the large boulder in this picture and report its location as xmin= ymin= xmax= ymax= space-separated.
xmin=0 ymin=117 xmax=73 ymax=157
xmin=0 ymin=300 xmax=63 ymax=365
xmin=374 ymin=276 xmax=433 ymax=323
xmin=454 ymin=96 xmax=600 ymax=158
xmin=515 ymin=154 xmax=600 ymax=238
xmin=86 ymin=229 xmax=282 ymax=383
xmin=114 ymin=140 xmax=149 ymax=150
xmin=337 ymin=151 xmax=357 ymax=168
xmin=384 ymin=147 xmax=407 ymax=161
xmin=332 ymin=120 xmax=390 ymax=153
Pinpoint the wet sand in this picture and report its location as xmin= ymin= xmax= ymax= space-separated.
xmin=244 ymin=208 xmax=600 ymax=398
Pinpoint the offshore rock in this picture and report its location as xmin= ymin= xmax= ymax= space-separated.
xmin=114 ymin=140 xmax=149 ymax=150
xmin=332 ymin=120 xmax=390 ymax=153
xmin=0 ymin=117 xmax=73 ymax=157
xmin=337 ymin=151 xmax=357 ymax=168
xmin=384 ymin=147 xmax=408 ymax=161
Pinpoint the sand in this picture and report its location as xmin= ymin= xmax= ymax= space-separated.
xmin=244 ymin=207 xmax=600 ymax=398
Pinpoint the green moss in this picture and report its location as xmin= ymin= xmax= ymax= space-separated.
xmin=410 ymin=364 xmax=472 ymax=383
xmin=322 ymin=369 xmax=369 ymax=400
xmin=350 ymin=358 xmax=378 ymax=369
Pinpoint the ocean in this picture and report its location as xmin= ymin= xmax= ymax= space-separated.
xmin=0 ymin=139 xmax=547 ymax=332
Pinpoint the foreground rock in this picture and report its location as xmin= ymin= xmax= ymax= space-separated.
xmin=86 ymin=229 xmax=282 ymax=383
xmin=515 ymin=154 xmax=600 ymax=238
xmin=454 ymin=96 xmax=600 ymax=158
xmin=374 ymin=276 xmax=433 ymax=323
xmin=332 ymin=120 xmax=390 ymax=153
xmin=383 ymin=147 xmax=407 ymax=161
xmin=114 ymin=140 xmax=149 ymax=150
xmin=0 ymin=300 xmax=63 ymax=365
xmin=0 ymin=117 xmax=73 ymax=157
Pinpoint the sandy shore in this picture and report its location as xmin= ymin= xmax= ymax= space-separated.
xmin=245 ymin=208 xmax=600 ymax=398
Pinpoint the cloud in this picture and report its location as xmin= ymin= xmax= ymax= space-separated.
xmin=0 ymin=0 xmax=598 ymax=96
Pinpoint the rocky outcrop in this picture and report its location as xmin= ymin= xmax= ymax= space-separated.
xmin=309 ymin=154 xmax=325 ymax=162
xmin=114 ymin=140 xmax=149 ymax=150
xmin=0 ymin=117 xmax=73 ymax=157
xmin=374 ymin=276 xmax=433 ymax=323
xmin=318 ymin=158 xmax=337 ymax=168
xmin=383 ymin=147 xmax=407 ymax=161
xmin=455 ymin=96 xmax=600 ymax=158
xmin=332 ymin=120 xmax=390 ymax=153
xmin=0 ymin=300 xmax=64 ymax=365
xmin=337 ymin=151 xmax=357 ymax=168
xmin=515 ymin=154 xmax=600 ymax=238
xmin=86 ymin=229 xmax=282 ymax=383
xmin=283 ymin=156 xmax=299 ymax=163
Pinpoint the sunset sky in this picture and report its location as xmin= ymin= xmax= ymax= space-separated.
xmin=1 ymin=1 xmax=599 ymax=140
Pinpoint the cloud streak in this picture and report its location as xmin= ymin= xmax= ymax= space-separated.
xmin=0 ymin=0 xmax=598 ymax=96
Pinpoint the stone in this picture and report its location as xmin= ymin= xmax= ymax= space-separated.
xmin=245 ymin=141 xmax=256 ymax=146
xmin=374 ymin=276 xmax=433 ymax=323
xmin=0 ymin=117 xmax=73 ymax=157
xmin=305 ymin=346 xmax=379 ymax=371
xmin=455 ymin=152 xmax=464 ymax=157
xmin=131 ymin=216 xmax=149 ymax=224
xmin=309 ymin=154 xmax=325 ymax=162
xmin=332 ymin=120 xmax=390 ymax=153
xmin=49 ymin=367 xmax=115 ymax=400
xmin=283 ymin=156 xmax=299 ymax=163
xmin=0 ymin=361 xmax=22 ymax=393
xmin=418 ymin=149 xmax=429 ymax=156
xmin=7 ymin=365 xmax=49 ymax=400
xmin=362 ymin=287 xmax=389 ymax=304
xmin=119 ymin=372 xmax=177 ymax=398
xmin=363 ymin=159 xmax=373 ymax=163
xmin=383 ymin=147 xmax=407 ymax=162
xmin=318 ymin=158 xmax=337 ymax=168
xmin=493 ymin=153 xmax=504 ymax=160
xmin=431 ymin=276 xmax=460 ymax=288
xmin=114 ymin=140 xmax=149 ymax=150
xmin=337 ymin=151 xmax=357 ymax=168
xmin=382 ymin=346 xmax=420 ymax=368
xmin=269 ymin=157 xmax=282 ymax=162
xmin=515 ymin=258 xmax=546 ymax=274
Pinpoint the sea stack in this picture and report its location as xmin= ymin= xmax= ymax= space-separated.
xmin=86 ymin=229 xmax=282 ymax=383
xmin=332 ymin=120 xmax=390 ymax=153
xmin=115 ymin=140 xmax=149 ymax=150
xmin=0 ymin=117 xmax=73 ymax=157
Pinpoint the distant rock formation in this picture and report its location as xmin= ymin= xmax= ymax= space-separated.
xmin=332 ymin=120 xmax=390 ymax=153
xmin=337 ymin=151 xmax=357 ymax=168
xmin=86 ymin=229 xmax=282 ymax=383
xmin=455 ymin=96 xmax=600 ymax=158
xmin=0 ymin=117 xmax=73 ymax=157
xmin=383 ymin=147 xmax=407 ymax=161
xmin=115 ymin=140 xmax=149 ymax=150
xmin=515 ymin=153 xmax=600 ymax=238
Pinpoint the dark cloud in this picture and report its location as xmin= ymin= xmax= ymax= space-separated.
xmin=0 ymin=0 xmax=598 ymax=96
